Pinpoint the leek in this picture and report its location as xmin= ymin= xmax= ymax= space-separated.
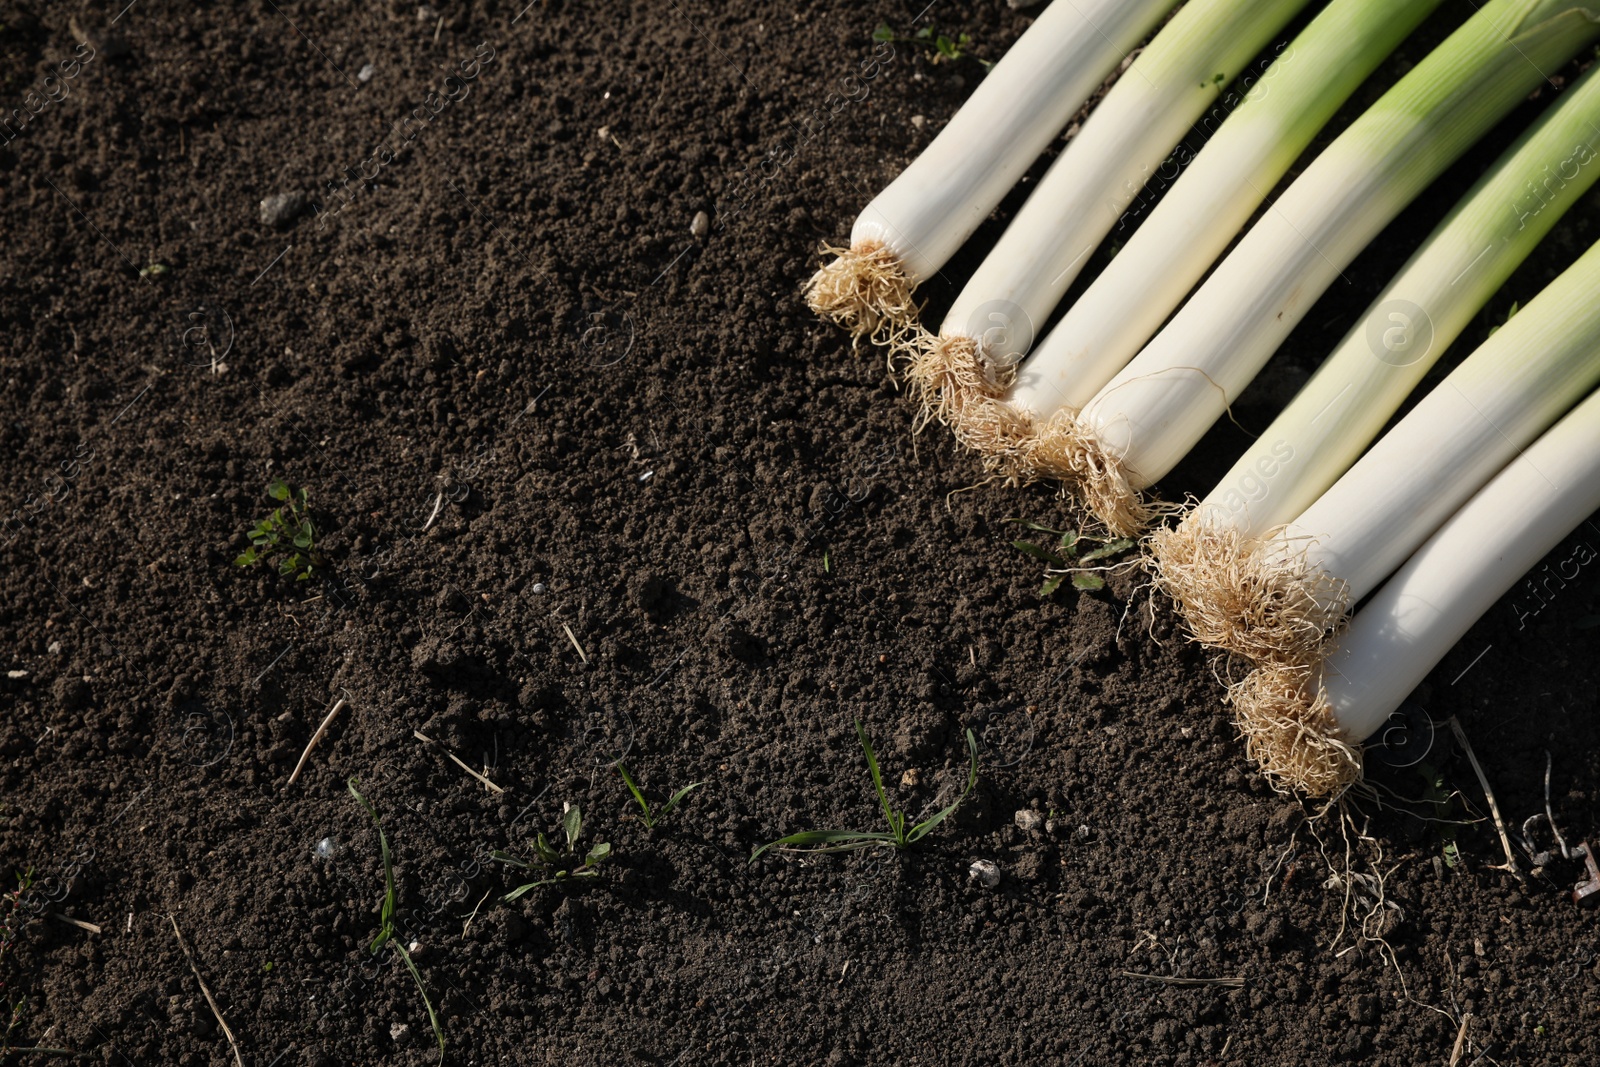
xmin=806 ymin=0 xmax=1180 ymax=346
xmin=1231 ymin=385 xmax=1600 ymax=796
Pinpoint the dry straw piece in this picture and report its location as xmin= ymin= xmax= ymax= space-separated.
xmin=286 ymin=693 xmax=349 ymax=786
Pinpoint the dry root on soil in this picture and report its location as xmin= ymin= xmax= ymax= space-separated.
xmin=900 ymin=332 xmax=1160 ymax=538
xmin=804 ymin=239 xmax=920 ymax=353
xmin=1227 ymin=663 xmax=1363 ymax=798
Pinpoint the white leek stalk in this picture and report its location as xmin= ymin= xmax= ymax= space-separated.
xmin=1011 ymin=0 xmax=1445 ymax=418
xmin=1231 ymin=385 xmax=1600 ymax=796
xmin=1215 ymin=234 xmax=1600 ymax=677
xmin=1155 ymin=61 xmax=1600 ymax=646
xmin=806 ymin=0 xmax=1180 ymax=344
xmin=1069 ymin=0 xmax=1600 ymax=532
xmin=912 ymin=0 xmax=1313 ymax=404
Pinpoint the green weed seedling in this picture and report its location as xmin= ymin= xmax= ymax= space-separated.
xmin=1487 ymin=300 xmax=1521 ymax=338
xmin=616 ymin=764 xmax=704 ymax=830
xmin=1417 ymin=763 xmax=1462 ymax=870
xmin=872 ymin=24 xmax=992 ymax=70
xmin=1006 ymin=518 xmax=1135 ymax=595
xmin=347 ymin=779 xmax=445 ymax=1062
xmin=493 ymin=804 xmax=611 ymax=901
xmin=752 ymin=720 xmax=978 ymax=861
xmin=235 ymin=479 xmax=323 ymax=580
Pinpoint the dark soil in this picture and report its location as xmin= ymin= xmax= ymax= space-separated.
xmin=1 ymin=2 xmax=1597 ymax=1065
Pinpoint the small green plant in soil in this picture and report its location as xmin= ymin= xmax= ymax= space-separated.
xmin=346 ymin=779 xmax=445 ymax=1062
xmin=1486 ymin=299 xmax=1520 ymax=338
xmin=1417 ymin=763 xmax=1462 ymax=870
xmin=752 ymin=720 xmax=978 ymax=860
xmin=235 ymin=479 xmax=323 ymax=580
xmin=493 ymin=804 xmax=611 ymax=900
xmin=1006 ymin=518 xmax=1135 ymax=595
xmin=616 ymin=764 xmax=704 ymax=830
xmin=872 ymin=23 xmax=992 ymax=70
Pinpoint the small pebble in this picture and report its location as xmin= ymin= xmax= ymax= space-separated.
xmin=638 ymin=470 xmax=654 ymax=483
xmin=47 ymin=641 xmax=61 ymax=655
xmin=1075 ymin=824 xmax=1092 ymax=841
xmin=390 ymin=1022 xmax=410 ymax=1042
xmin=690 ymin=210 xmax=711 ymax=239
xmin=531 ymin=582 xmax=547 ymax=594
xmin=900 ymin=768 xmax=920 ymax=788
xmin=969 ymin=860 xmax=1001 ymax=889
xmin=358 ymin=63 xmax=376 ymax=83
xmin=910 ymin=114 xmax=926 ymax=130
xmin=1013 ymin=810 xmax=1042 ymax=833
xmin=259 ymin=191 xmax=306 ymax=228
xmin=313 ymin=836 xmax=337 ymax=861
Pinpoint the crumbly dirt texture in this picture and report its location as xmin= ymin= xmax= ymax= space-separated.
xmin=1 ymin=3 xmax=1598 ymax=1066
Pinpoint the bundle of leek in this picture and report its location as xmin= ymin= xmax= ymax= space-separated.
xmin=898 ymin=0 xmax=1600 ymax=535
xmin=1044 ymin=0 xmax=1600 ymax=533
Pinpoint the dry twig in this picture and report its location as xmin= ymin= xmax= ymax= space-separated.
xmin=1447 ymin=1012 xmax=1472 ymax=1067
xmin=167 ymin=914 xmax=244 ymax=1067
xmin=1118 ymin=971 xmax=1245 ymax=989
xmin=560 ymin=622 xmax=589 ymax=664
xmin=49 ymin=914 xmax=100 ymax=934
xmin=413 ymin=730 xmax=505 ymax=794
xmin=1447 ymin=717 xmax=1521 ymax=878
xmin=287 ymin=693 xmax=349 ymax=786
